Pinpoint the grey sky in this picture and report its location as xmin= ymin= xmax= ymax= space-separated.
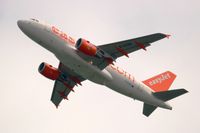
xmin=1 ymin=0 xmax=200 ymax=133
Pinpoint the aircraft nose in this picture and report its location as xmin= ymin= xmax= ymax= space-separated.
xmin=17 ymin=20 xmax=23 ymax=28
xmin=17 ymin=19 xmax=38 ymax=38
xmin=17 ymin=20 xmax=28 ymax=31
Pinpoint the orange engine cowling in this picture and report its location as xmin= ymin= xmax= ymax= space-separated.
xmin=38 ymin=62 xmax=60 ymax=80
xmin=75 ymin=38 xmax=97 ymax=56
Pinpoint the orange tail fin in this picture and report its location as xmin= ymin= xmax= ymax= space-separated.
xmin=142 ymin=71 xmax=176 ymax=92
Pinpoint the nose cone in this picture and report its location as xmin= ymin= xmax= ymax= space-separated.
xmin=17 ymin=20 xmax=23 ymax=29
xmin=17 ymin=19 xmax=40 ymax=40
xmin=17 ymin=20 xmax=29 ymax=32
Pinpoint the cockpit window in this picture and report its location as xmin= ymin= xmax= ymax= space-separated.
xmin=30 ymin=18 xmax=39 ymax=22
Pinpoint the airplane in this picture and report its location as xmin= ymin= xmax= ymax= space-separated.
xmin=17 ymin=18 xmax=188 ymax=117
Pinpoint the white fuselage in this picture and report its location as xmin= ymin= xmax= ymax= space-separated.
xmin=17 ymin=19 xmax=172 ymax=109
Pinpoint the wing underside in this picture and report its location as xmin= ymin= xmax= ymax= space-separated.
xmin=74 ymin=33 xmax=169 ymax=70
xmin=51 ymin=63 xmax=85 ymax=107
xmin=99 ymin=33 xmax=169 ymax=59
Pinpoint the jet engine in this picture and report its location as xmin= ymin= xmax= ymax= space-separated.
xmin=75 ymin=38 xmax=115 ymax=64
xmin=75 ymin=38 xmax=98 ymax=56
xmin=38 ymin=62 xmax=60 ymax=80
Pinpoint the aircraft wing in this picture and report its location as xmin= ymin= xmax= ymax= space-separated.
xmin=51 ymin=63 xmax=85 ymax=107
xmin=99 ymin=33 xmax=169 ymax=59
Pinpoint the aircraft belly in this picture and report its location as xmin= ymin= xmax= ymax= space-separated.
xmin=133 ymin=81 xmax=170 ymax=108
xmin=53 ymin=44 xmax=112 ymax=85
xmin=105 ymin=67 xmax=136 ymax=98
xmin=106 ymin=80 xmax=133 ymax=97
xmin=105 ymin=67 xmax=163 ymax=106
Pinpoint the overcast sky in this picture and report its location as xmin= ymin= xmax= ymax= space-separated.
xmin=1 ymin=0 xmax=200 ymax=133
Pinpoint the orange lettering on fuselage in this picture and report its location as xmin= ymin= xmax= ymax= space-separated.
xmin=110 ymin=64 xmax=135 ymax=82
xmin=51 ymin=26 xmax=75 ymax=45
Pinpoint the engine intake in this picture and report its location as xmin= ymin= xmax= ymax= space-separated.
xmin=38 ymin=62 xmax=60 ymax=80
xmin=75 ymin=38 xmax=97 ymax=56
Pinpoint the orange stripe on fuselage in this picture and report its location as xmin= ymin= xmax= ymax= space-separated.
xmin=51 ymin=26 xmax=76 ymax=46
xmin=110 ymin=64 xmax=135 ymax=82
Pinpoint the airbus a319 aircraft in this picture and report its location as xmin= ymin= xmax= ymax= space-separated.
xmin=17 ymin=18 xmax=188 ymax=117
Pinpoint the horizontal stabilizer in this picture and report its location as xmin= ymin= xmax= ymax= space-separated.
xmin=143 ymin=89 xmax=188 ymax=117
xmin=143 ymin=103 xmax=157 ymax=117
xmin=153 ymin=88 xmax=188 ymax=101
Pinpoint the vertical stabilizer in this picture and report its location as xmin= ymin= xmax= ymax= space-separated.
xmin=143 ymin=71 xmax=176 ymax=92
